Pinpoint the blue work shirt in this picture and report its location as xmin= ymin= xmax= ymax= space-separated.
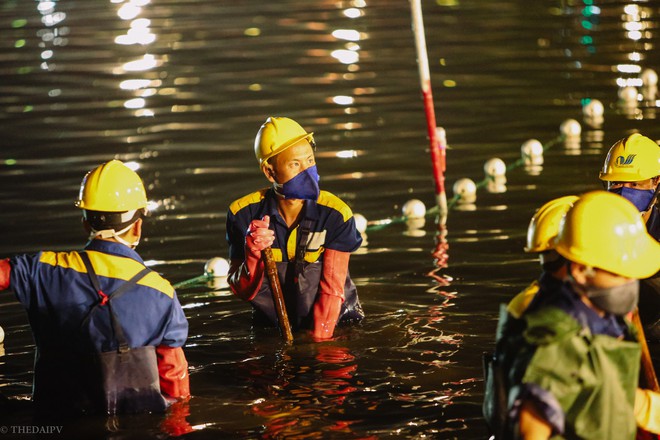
xmin=226 ymin=187 xmax=364 ymax=329
xmin=226 ymin=187 xmax=362 ymax=264
xmin=10 ymin=239 xmax=188 ymax=354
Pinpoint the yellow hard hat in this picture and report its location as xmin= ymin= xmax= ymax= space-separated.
xmin=554 ymin=190 xmax=660 ymax=279
xmin=599 ymin=133 xmax=660 ymax=182
xmin=254 ymin=117 xmax=314 ymax=167
xmin=75 ymin=160 xmax=148 ymax=212
xmin=525 ymin=195 xmax=579 ymax=253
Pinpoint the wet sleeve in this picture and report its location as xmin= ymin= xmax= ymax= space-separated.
xmin=226 ymin=209 xmax=247 ymax=261
xmin=509 ymin=383 xmax=565 ymax=436
xmin=8 ymin=253 xmax=42 ymax=308
xmin=160 ymin=291 xmax=189 ymax=348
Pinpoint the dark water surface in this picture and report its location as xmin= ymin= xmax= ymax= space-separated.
xmin=1 ymin=0 xmax=660 ymax=438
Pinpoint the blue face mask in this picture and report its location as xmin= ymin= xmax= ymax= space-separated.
xmin=274 ymin=165 xmax=320 ymax=200
xmin=608 ymin=186 xmax=655 ymax=211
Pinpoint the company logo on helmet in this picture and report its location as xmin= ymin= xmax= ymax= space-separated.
xmin=615 ymin=154 xmax=636 ymax=166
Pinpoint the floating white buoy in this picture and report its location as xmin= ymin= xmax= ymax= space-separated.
xmin=641 ymin=68 xmax=658 ymax=87
xmin=582 ymin=99 xmax=604 ymax=119
xmin=0 ymin=325 xmax=4 ymax=344
xmin=402 ymin=199 xmax=426 ymax=219
xmin=487 ymin=178 xmax=507 ymax=194
xmin=404 ymin=217 xmax=426 ymax=237
xmin=521 ymin=139 xmax=544 ymax=166
xmin=618 ymin=86 xmax=638 ymax=103
xmin=204 ymin=257 xmax=230 ymax=277
xmin=353 ymin=213 xmax=368 ymax=234
xmin=453 ymin=178 xmax=477 ymax=204
xmin=560 ymin=119 xmax=581 ymax=139
xmin=484 ymin=158 xmax=506 ymax=179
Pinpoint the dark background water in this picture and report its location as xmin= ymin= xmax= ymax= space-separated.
xmin=1 ymin=0 xmax=659 ymax=438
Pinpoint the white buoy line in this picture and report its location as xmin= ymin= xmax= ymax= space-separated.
xmin=357 ymin=116 xmax=582 ymax=231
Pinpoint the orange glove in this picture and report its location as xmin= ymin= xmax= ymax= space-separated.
xmin=156 ymin=346 xmax=190 ymax=400
xmin=312 ymin=249 xmax=350 ymax=341
xmin=228 ymin=216 xmax=275 ymax=301
xmin=0 ymin=259 xmax=10 ymax=291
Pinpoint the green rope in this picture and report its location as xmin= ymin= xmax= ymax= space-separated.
xmin=173 ymin=273 xmax=212 ymax=289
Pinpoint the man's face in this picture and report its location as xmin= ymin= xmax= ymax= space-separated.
xmin=607 ymin=177 xmax=657 ymax=190
xmin=570 ymin=263 xmax=634 ymax=291
xmin=266 ymin=139 xmax=316 ymax=184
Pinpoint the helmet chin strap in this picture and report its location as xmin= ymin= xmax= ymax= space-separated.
xmin=88 ymin=222 xmax=140 ymax=249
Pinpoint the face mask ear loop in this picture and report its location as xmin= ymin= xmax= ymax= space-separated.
xmin=273 ymin=182 xmax=285 ymax=198
xmin=88 ymin=222 xmax=140 ymax=249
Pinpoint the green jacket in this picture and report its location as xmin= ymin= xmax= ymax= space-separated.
xmin=485 ymin=305 xmax=641 ymax=439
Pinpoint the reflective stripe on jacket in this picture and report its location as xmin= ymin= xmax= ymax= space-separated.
xmin=8 ymin=239 xmax=188 ymax=409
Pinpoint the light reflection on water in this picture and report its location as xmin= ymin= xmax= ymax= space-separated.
xmin=1 ymin=0 xmax=659 ymax=438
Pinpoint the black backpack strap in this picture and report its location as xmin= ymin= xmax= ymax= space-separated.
xmin=295 ymin=218 xmax=314 ymax=276
xmin=80 ymin=252 xmax=151 ymax=352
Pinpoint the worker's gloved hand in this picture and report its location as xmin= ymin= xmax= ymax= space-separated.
xmin=245 ymin=215 xmax=275 ymax=259
xmin=229 ymin=216 xmax=273 ymax=301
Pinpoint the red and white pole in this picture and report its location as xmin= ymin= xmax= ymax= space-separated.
xmin=410 ymin=0 xmax=448 ymax=225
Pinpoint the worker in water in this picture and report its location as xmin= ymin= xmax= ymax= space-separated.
xmin=599 ymin=132 xmax=660 ymax=236
xmin=226 ymin=116 xmax=364 ymax=341
xmin=506 ymin=195 xmax=578 ymax=318
xmin=599 ymin=132 xmax=660 ymax=341
xmin=484 ymin=195 xmax=577 ymax=435
xmin=491 ymin=191 xmax=660 ymax=439
xmin=0 ymin=160 xmax=190 ymax=414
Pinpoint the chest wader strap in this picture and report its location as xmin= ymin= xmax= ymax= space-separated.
xmin=80 ymin=252 xmax=166 ymax=414
xmin=80 ymin=252 xmax=151 ymax=352
xmin=294 ymin=219 xmax=314 ymax=277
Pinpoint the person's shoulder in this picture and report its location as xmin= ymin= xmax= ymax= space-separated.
xmin=317 ymin=190 xmax=354 ymax=222
xmin=229 ymin=188 xmax=269 ymax=215
xmin=507 ymin=280 xmax=540 ymax=319
xmin=141 ymin=270 xmax=176 ymax=299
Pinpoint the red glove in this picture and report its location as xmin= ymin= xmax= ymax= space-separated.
xmin=312 ymin=249 xmax=350 ymax=341
xmin=228 ymin=216 xmax=275 ymax=301
xmin=0 ymin=259 xmax=10 ymax=291
xmin=156 ymin=346 xmax=190 ymax=400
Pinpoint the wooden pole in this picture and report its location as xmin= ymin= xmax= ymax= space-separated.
xmin=263 ymin=248 xmax=294 ymax=343
xmin=632 ymin=308 xmax=659 ymax=391
xmin=410 ymin=0 xmax=448 ymax=225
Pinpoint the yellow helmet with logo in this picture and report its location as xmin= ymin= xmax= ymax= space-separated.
xmin=554 ymin=190 xmax=660 ymax=279
xmin=75 ymin=160 xmax=148 ymax=212
xmin=525 ymin=195 xmax=579 ymax=253
xmin=254 ymin=117 xmax=314 ymax=167
xmin=599 ymin=133 xmax=660 ymax=182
